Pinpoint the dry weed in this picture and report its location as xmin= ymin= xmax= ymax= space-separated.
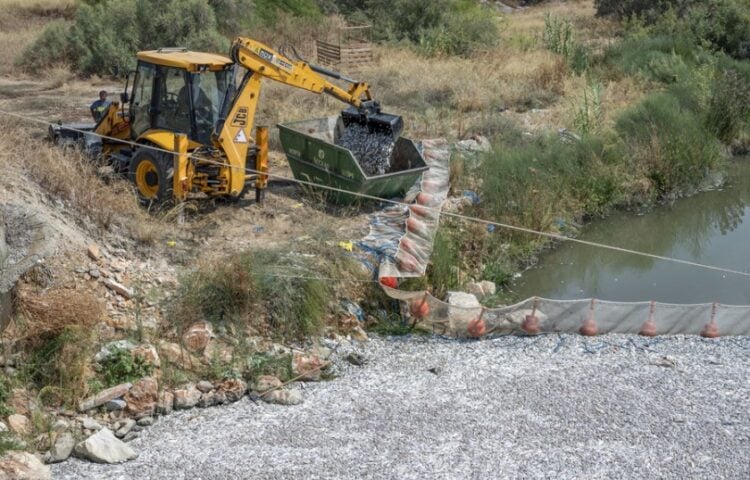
xmin=0 ymin=121 xmax=164 ymax=243
xmin=10 ymin=284 xmax=102 ymax=346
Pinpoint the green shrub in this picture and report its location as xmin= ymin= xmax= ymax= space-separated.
xmin=543 ymin=13 xmax=574 ymax=59
xmin=97 ymin=348 xmax=154 ymax=388
xmin=173 ymin=252 xmax=258 ymax=330
xmin=706 ymin=69 xmax=750 ymax=143
xmin=603 ymin=34 xmax=709 ymax=82
xmin=246 ymin=353 xmax=293 ymax=382
xmin=0 ymin=433 xmax=23 ymax=456
xmin=417 ymin=3 xmax=499 ymax=57
xmin=615 ymin=92 xmax=723 ymax=195
xmin=685 ymin=1 xmax=750 ymax=60
xmin=171 ymin=249 xmax=332 ymax=341
xmin=542 ymin=14 xmax=589 ymax=75
xmin=595 ymin=0 xmax=690 ymax=21
xmin=0 ymin=377 xmax=12 ymax=418
xmin=573 ymin=82 xmax=603 ymax=136
xmin=598 ymin=0 xmax=750 ymax=60
xmin=21 ymin=0 xmax=227 ymax=75
xmin=336 ymin=0 xmax=498 ymax=57
xmin=21 ymin=326 xmax=94 ymax=406
xmin=425 ymin=228 xmax=461 ymax=298
xmin=259 ymin=268 xmax=329 ymax=339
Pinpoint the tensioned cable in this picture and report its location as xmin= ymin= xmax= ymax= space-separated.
xmin=3 ymin=108 xmax=750 ymax=279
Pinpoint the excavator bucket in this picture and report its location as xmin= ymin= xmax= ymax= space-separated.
xmin=340 ymin=106 xmax=404 ymax=140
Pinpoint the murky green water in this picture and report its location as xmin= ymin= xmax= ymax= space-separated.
xmin=512 ymin=158 xmax=750 ymax=305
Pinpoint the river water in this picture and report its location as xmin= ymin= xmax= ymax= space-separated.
xmin=512 ymin=158 xmax=750 ymax=305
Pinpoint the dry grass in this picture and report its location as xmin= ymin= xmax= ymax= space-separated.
xmin=255 ymin=1 xmax=628 ymax=141
xmin=0 ymin=0 xmax=75 ymax=76
xmin=0 ymin=120 xmax=165 ymax=243
xmin=10 ymin=284 xmax=101 ymax=346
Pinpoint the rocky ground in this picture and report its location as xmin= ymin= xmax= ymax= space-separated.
xmin=52 ymin=333 xmax=750 ymax=479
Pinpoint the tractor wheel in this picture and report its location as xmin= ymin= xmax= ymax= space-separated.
xmin=129 ymin=148 xmax=174 ymax=207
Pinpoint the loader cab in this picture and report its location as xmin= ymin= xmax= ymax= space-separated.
xmin=130 ymin=49 xmax=234 ymax=146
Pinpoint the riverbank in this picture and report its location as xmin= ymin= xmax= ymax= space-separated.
xmin=53 ymin=334 xmax=750 ymax=479
xmin=512 ymin=157 xmax=750 ymax=303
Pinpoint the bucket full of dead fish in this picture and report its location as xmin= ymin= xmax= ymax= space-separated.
xmin=277 ymin=115 xmax=428 ymax=204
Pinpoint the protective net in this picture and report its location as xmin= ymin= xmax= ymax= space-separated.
xmin=358 ymin=139 xmax=451 ymax=278
xmin=354 ymin=137 xmax=749 ymax=338
xmin=377 ymin=289 xmax=748 ymax=338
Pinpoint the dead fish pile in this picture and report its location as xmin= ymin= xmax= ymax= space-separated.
xmin=337 ymin=124 xmax=395 ymax=176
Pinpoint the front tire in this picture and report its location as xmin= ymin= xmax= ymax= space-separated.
xmin=128 ymin=147 xmax=174 ymax=207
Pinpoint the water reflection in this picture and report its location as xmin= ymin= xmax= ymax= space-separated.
xmin=512 ymin=159 xmax=750 ymax=304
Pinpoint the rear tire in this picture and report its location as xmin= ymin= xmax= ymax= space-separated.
xmin=128 ymin=147 xmax=174 ymax=207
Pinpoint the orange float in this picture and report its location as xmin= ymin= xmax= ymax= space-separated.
xmin=701 ymin=303 xmax=720 ymax=338
xmin=579 ymin=299 xmax=598 ymax=336
xmin=417 ymin=192 xmax=433 ymax=206
xmin=410 ymin=204 xmax=429 ymax=217
xmin=397 ymin=251 xmax=419 ymax=272
xmin=406 ymin=217 xmax=427 ymax=236
xmin=639 ymin=301 xmax=657 ymax=337
xmin=379 ymin=276 xmax=398 ymax=289
xmin=522 ymin=314 xmax=540 ymax=335
xmin=467 ymin=317 xmax=486 ymax=337
xmin=410 ymin=297 xmax=430 ymax=319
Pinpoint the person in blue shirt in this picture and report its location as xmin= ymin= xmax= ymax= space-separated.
xmin=90 ymin=90 xmax=111 ymax=122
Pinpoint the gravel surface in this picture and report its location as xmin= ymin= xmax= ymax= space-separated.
xmin=54 ymin=334 xmax=750 ymax=479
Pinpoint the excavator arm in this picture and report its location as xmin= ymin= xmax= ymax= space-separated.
xmin=215 ymin=37 xmax=403 ymax=199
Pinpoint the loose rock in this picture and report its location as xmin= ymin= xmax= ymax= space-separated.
xmin=121 ymin=432 xmax=139 ymax=443
xmin=198 ymin=391 xmax=220 ymax=408
xmin=292 ymin=352 xmax=324 ymax=381
xmin=173 ymin=384 xmax=201 ymax=410
xmin=104 ymin=399 xmax=126 ymax=412
xmin=93 ymin=340 xmax=137 ymax=363
xmin=262 ymin=389 xmax=303 ymax=406
xmin=255 ymin=376 xmax=282 ymax=393
xmin=46 ymin=432 xmax=75 ymax=464
xmin=196 ymin=381 xmax=213 ymax=393
xmin=156 ymin=391 xmax=174 ymax=416
xmin=115 ymin=419 xmax=135 ymax=438
xmin=78 ymin=383 xmax=132 ymax=412
xmin=87 ymin=244 xmax=101 ymax=261
xmin=182 ymin=322 xmax=214 ymax=353
xmin=103 ymin=279 xmax=133 ymax=299
xmin=0 ymin=451 xmax=51 ymax=480
xmin=80 ymin=417 xmax=102 ymax=431
xmin=51 ymin=419 xmax=69 ymax=432
xmin=74 ymin=428 xmax=138 ymax=464
xmin=131 ymin=344 xmax=160 ymax=368
xmin=124 ymin=377 xmax=158 ymax=418
xmin=7 ymin=414 xmax=30 ymax=436
xmin=215 ymin=378 xmax=247 ymax=403
xmin=346 ymin=352 xmax=366 ymax=366
xmin=136 ymin=417 xmax=153 ymax=427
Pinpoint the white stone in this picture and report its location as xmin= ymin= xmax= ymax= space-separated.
xmin=0 ymin=451 xmax=51 ymax=480
xmin=446 ymin=291 xmax=482 ymax=308
xmin=47 ymin=432 xmax=75 ymax=463
xmin=7 ymin=414 xmax=30 ymax=435
xmin=262 ymin=389 xmax=303 ymax=406
xmin=173 ymin=384 xmax=202 ymax=410
xmin=81 ymin=417 xmax=102 ymax=431
xmin=74 ymin=428 xmax=138 ymax=464
xmin=115 ymin=419 xmax=135 ymax=438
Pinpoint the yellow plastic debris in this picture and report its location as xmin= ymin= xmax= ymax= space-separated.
xmin=338 ymin=241 xmax=353 ymax=252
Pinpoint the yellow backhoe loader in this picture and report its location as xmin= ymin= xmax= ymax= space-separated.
xmin=49 ymin=37 xmax=403 ymax=205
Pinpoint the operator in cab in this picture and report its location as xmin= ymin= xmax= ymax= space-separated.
xmin=90 ymin=90 xmax=111 ymax=122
